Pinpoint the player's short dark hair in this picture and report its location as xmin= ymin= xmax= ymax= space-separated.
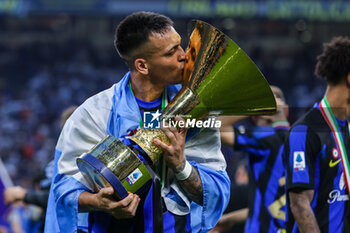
xmin=315 ymin=36 xmax=350 ymax=85
xmin=114 ymin=11 xmax=174 ymax=69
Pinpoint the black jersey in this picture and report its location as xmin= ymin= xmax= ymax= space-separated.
xmin=285 ymin=105 xmax=350 ymax=233
xmin=234 ymin=124 xmax=288 ymax=233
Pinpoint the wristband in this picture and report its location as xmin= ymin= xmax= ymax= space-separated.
xmin=175 ymin=160 xmax=192 ymax=181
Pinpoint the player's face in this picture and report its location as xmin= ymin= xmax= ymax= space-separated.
xmin=145 ymin=27 xmax=185 ymax=87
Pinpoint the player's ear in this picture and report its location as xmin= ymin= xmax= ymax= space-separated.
xmin=134 ymin=58 xmax=149 ymax=75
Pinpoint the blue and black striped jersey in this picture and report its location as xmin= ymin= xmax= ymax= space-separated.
xmin=285 ymin=105 xmax=350 ymax=233
xmin=234 ymin=124 xmax=288 ymax=233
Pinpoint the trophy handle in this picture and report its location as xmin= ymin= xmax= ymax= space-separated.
xmin=128 ymin=129 xmax=170 ymax=164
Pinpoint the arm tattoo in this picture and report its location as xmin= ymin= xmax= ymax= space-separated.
xmin=289 ymin=190 xmax=320 ymax=233
xmin=178 ymin=166 xmax=203 ymax=205
xmin=175 ymin=160 xmax=186 ymax=173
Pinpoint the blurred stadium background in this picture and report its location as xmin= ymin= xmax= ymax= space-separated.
xmin=0 ymin=0 xmax=350 ymax=230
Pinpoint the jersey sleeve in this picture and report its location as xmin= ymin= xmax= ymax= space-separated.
xmin=285 ymin=124 xmax=321 ymax=191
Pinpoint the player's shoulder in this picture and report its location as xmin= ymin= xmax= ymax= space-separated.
xmin=68 ymin=84 xmax=117 ymax=125
xmin=290 ymin=107 xmax=326 ymax=135
xmin=83 ymin=84 xmax=117 ymax=110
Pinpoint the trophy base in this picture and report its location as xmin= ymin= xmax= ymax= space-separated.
xmin=77 ymin=153 xmax=152 ymax=200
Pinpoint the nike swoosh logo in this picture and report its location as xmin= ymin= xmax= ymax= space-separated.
xmin=329 ymin=159 xmax=341 ymax=168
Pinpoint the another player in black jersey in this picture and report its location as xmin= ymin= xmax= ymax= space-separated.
xmin=212 ymin=86 xmax=290 ymax=233
xmin=285 ymin=36 xmax=350 ymax=233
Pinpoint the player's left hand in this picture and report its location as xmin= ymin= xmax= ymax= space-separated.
xmin=153 ymin=116 xmax=188 ymax=173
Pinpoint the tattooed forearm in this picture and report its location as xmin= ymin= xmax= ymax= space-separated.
xmin=178 ymin=166 xmax=203 ymax=205
xmin=289 ymin=190 xmax=320 ymax=233
xmin=174 ymin=160 xmax=186 ymax=173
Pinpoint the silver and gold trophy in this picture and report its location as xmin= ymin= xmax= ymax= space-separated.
xmin=76 ymin=20 xmax=276 ymax=199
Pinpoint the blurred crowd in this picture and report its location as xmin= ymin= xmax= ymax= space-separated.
xmin=0 ymin=37 xmax=128 ymax=187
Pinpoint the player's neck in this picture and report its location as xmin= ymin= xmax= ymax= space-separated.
xmin=129 ymin=73 xmax=164 ymax=102
xmin=325 ymin=84 xmax=349 ymax=121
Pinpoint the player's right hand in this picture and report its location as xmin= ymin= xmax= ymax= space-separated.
xmin=94 ymin=188 xmax=140 ymax=219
